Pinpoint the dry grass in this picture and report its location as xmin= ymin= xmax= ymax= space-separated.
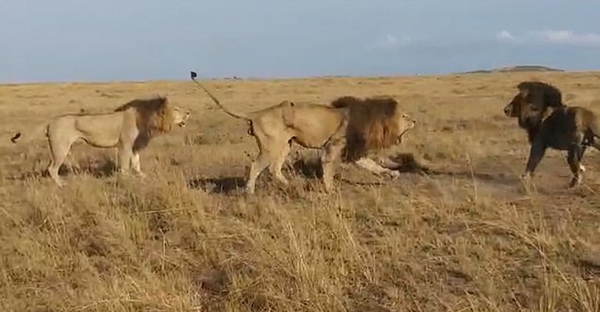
xmin=1 ymin=71 xmax=600 ymax=312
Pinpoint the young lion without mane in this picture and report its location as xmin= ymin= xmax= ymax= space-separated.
xmin=10 ymin=96 xmax=190 ymax=186
xmin=190 ymin=71 xmax=416 ymax=194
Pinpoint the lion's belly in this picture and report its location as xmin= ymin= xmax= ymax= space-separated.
xmin=545 ymin=135 xmax=578 ymax=151
xmin=294 ymin=123 xmax=342 ymax=147
xmin=293 ymin=135 xmax=329 ymax=148
xmin=75 ymin=116 xmax=123 ymax=148
xmin=82 ymin=136 xmax=120 ymax=148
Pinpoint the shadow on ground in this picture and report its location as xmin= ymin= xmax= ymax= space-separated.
xmin=7 ymin=157 xmax=118 ymax=182
xmin=187 ymin=152 xmax=521 ymax=194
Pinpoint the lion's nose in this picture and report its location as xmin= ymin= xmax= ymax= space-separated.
xmin=503 ymin=107 xmax=510 ymax=115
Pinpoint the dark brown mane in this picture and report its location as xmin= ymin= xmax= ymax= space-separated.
xmin=331 ymin=95 xmax=401 ymax=161
xmin=503 ymin=82 xmax=600 ymax=188
xmin=517 ymin=81 xmax=564 ymax=110
xmin=506 ymin=81 xmax=566 ymax=143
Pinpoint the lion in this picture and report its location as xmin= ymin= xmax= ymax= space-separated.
xmin=190 ymin=71 xmax=416 ymax=194
xmin=503 ymin=81 xmax=600 ymax=187
xmin=10 ymin=96 xmax=190 ymax=186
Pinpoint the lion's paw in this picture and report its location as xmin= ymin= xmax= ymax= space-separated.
xmin=387 ymin=170 xmax=401 ymax=179
xmin=568 ymin=175 xmax=582 ymax=189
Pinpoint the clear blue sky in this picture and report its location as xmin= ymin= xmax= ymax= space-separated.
xmin=1 ymin=0 xmax=599 ymax=83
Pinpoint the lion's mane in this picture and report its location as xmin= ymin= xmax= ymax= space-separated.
xmin=508 ymin=81 xmax=566 ymax=143
xmin=114 ymin=96 xmax=176 ymax=136
xmin=331 ymin=95 xmax=405 ymax=161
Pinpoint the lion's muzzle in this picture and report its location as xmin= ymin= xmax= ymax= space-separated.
xmin=178 ymin=111 xmax=191 ymax=128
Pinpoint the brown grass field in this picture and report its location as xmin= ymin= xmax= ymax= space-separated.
xmin=1 ymin=71 xmax=600 ymax=312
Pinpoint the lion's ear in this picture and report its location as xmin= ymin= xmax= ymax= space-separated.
xmin=518 ymin=87 xmax=530 ymax=98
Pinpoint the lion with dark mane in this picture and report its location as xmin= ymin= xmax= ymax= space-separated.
xmin=190 ymin=71 xmax=415 ymax=194
xmin=503 ymin=80 xmax=600 ymax=187
xmin=10 ymin=96 xmax=190 ymax=186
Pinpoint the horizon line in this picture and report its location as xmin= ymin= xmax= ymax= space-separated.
xmin=1 ymin=68 xmax=598 ymax=87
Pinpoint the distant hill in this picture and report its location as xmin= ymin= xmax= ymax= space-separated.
xmin=463 ymin=65 xmax=564 ymax=74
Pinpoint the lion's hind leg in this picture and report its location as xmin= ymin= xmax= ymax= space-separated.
xmin=245 ymin=149 xmax=271 ymax=194
xmin=65 ymin=151 xmax=81 ymax=174
xmin=46 ymin=131 xmax=78 ymax=187
xmin=567 ymin=144 xmax=585 ymax=188
xmin=267 ymin=141 xmax=291 ymax=187
xmin=576 ymin=144 xmax=588 ymax=173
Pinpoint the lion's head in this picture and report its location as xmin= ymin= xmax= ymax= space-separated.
xmin=331 ymin=96 xmax=416 ymax=161
xmin=503 ymin=81 xmax=564 ymax=142
xmin=114 ymin=96 xmax=190 ymax=136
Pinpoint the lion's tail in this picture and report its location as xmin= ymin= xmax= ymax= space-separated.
xmin=10 ymin=122 xmax=49 ymax=145
xmin=590 ymin=122 xmax=600 ymax=139
xmin=587 ymin=108 xmax=600 ymax=138
xmin=189 ymin=71 xmax=249 ymax=120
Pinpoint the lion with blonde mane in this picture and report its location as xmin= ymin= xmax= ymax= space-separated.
xmin=10 ymin=96 xmax=190 ymax=186
xmin=190 ymin=71 xmax=415 ymax=194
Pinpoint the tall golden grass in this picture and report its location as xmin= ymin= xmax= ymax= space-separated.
xmin=1 ymin=71 xmax=600 ymax=311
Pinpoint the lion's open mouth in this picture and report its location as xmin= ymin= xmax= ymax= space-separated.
xmin=178 ymin=114 xmax=190 ymax=128
xmin=396 ymin=128 xmax=413 ymax=144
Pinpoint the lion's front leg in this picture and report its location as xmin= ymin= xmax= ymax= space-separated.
xmin=117 ymin=147 xmax=133 ymax=174
xmin=522 ymin=138 xmax=547 ymax=181
xmin=321 ymin=138 xmax=346 ymax=192
xmin=354 ymin=157 xmax=400 ymax=179
xmin=130 ymin=152 xmax=146 ymax=177
xmin=377 ymin=156 xmax=402 ymax=169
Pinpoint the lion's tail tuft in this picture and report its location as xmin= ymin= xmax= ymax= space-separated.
xmin=10 ymin=122 xmax=50 ymax=145
xmin=10 ymin=132 xmax=22 ymax=143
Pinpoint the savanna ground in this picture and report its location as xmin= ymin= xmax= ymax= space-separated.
xmin=1 ymin=71 xmax=600 ymax=312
